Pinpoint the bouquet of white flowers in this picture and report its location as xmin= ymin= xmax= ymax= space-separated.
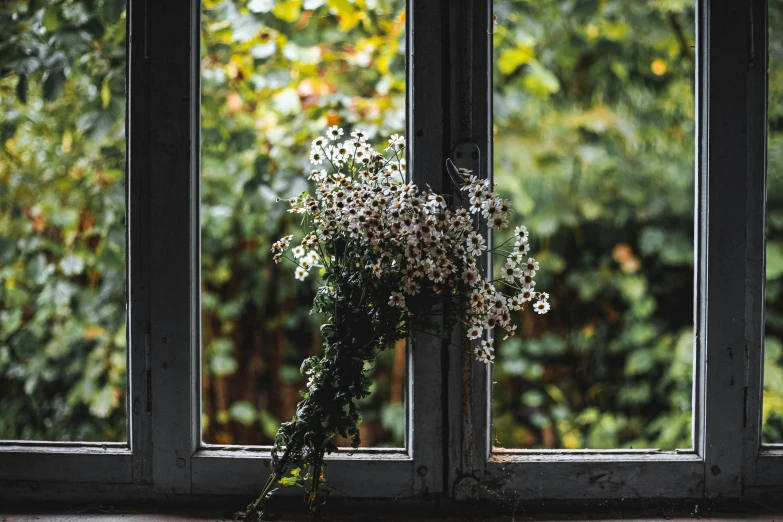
xmin=241 ymin=128 xmax=548 ymax=520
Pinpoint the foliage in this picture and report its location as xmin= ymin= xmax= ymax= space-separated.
xmin=1 ymin=0 xmax=782 ymax=454
xmin=763 ymin=0 xmax=783 ymax=444
xmin=199 ymin=0 xmax=407 ymax=446
xmin=0 ymin=0 xmax=127 ymax=441
xmin=492 ymin=0 xmax=698 ymax=449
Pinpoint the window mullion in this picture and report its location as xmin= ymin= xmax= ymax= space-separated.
xmin=408 ymin=0 xmax=447 ymax=496
xmin=445 ymin=0 xmax=493 ymax=501
xmin=128 ymin=0 xmax=153 ymax=486
xmin=700 ymin=0 xmax=757 ymax=498
xmin=146 ymin=0 xmax=201 ymax=494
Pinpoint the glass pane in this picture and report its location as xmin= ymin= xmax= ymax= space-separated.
xmin=200 ymin=0 xmax=406 ymax=446
xmin=0 ymin=2 xmax=127 ymax=441
xmin=764 ymin=0 xmax=783 ymax=445
xmin=492 ymin=2 xmax=694 ymax=449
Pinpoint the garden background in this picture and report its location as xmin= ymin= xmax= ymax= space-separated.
xmin=1 ymin=0 xmax=782 ymax=448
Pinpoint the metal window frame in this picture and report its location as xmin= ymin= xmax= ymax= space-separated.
xmin=446 ymin=0 xmax=783 ymax=504
xmin=2 ymin=0 xmax=783 ymax=509
xmin=0 ymin=0 xmax=447 ymax=502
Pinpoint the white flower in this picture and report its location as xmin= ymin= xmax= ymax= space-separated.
xmin=515 ymin=241 xmax=530 ymax=255
xmin=462 ymin=267 xmax=478 ymax=285
xmin=311 ymin=136 xmax=327 ymax=149
xmin=492 ymin=214 xmax=509 ymax=230
xmin=351 ymin=129 xmax=368 ymax=142
xmin=514 ymin=226 xmax=529 ymax=242
xmin=427 ymin=193 xmax=447 ymax=210
xmin=292 ymin=245 xmax=306 ymax=259
xmin=519 ymin=288 xmax=535 ymax=302
xmin=469 ymin=199 xmax=484 ymax=214
xmin=466 ymin=232 xmax=487 ymax=256
xmin=306 ymin=250 xmax=320 ymax=265
xmin=489 ymin=294 xmax=507 ymax=313
xmin=387 ymin=133 xmax=404 ymax=151
xmin=401 ymin=278 xmax=420 ymax=295
xmin=502 ymin=262 xmax=521 ymax=283
xmin=507 ymin=252 xmax=523 ymax=266
xmin=467 ymin=326 xmax=483 ymax=340
xmin=469 ymin=289 xmax=484 ymax=307
xmin=310 ymin=150 xmax=324 ymax=165
xmin=533 ymin=300 xmax=550 ymax=314
xmin=389 ymin=291 xmax=406 ymax=308
xmin=327 ymin=125 xmax=344 ymax=141
xmin=526 ymin=258 xmax=540 ymax=272
xmin=295 ymin=266 xmax=309 ymax=281
xmin=508 ymin=295 xmax=523 ymax=311
xmin=428 ymin=267 xmax=445 ymax=283
xmin=308 ymin=169 xmax=327 ymax=181
xmin=474 ymin=339 xmax=495 ymax=364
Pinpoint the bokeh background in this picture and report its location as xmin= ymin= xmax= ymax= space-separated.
xmin=0 ymin=0 xmax=781 ymax=448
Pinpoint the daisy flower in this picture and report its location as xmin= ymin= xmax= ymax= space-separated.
xmin=466 ymin=232 xmax=487 ymax=256
xmin=501 ymin=262 xmax=521 ymax=283
xmin=533 ymin=300 xmax=550 ymax=314
xmin=389 ymin=292 xmax=406 ymax=308
xmin=467 ymin=326 xmax=483 ymax=340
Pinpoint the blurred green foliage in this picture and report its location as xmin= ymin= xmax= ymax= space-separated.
xmin=491 ymin=0 xmax=697 ymax=449
xmin=0 ymin=0 xmax=781 ymax=447
xmin=0 ymin=0 xmax=127 ymax=441
xmin=763 ymin=0 xmax=783 ymax=445
xmin=199 ymin=0 xmax=406 ymax=446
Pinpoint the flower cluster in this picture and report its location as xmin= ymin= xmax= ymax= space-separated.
xmin=271 ymin=127 xmax=549 ymax=364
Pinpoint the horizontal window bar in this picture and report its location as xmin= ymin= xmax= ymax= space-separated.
xmin=484 ymin=455 xmax=703 ymax=500
xmin=192 ymin=451 xmax=413 ymax=496
xmin=0 ymin=441 xmax=128 ymax=450
xmin=0 ymin=449 xmax=132 ymax=483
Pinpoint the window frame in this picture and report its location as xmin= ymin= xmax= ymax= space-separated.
xmin=2 ymin=0 xmax=783 ymax=509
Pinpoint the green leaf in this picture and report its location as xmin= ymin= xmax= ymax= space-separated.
xmin=522 ymin=61 xmax=560 ymax=98
xmin=625 ymin=349 xmax=657 ymax=376
xmin=16 ymin=75 xmax=28 ymax=105
xmin=90 ymin=387 xmax=117 ymax=418
xmin=100 ymin=0 xmax=125 ymax=24
xmin=258 ymin=410 xmax=280 ymax=439
xmin=768 ymin=242 xmax=783 ymax=280
xmin=497 ymin=44 xmax=535 ymax=75
xmin=43 ymin=7 xmax=60 ymax=32
xmin=60 ymin=255 xmax=85 ymax=276
xmin=229 ymin=400 xmax=257 ymax=425
xmin=272 ymin=0 xmax=302 ymax=23
xmin=43 ymin=70 xmax=66 ymax=101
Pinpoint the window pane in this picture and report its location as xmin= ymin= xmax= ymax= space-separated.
xmin=764 ymin=0 xmax=783 ymax=446
xmin=0 ymin=2 xmax=127 ymax=441
xmin=200 ymin=0 xmax=406 ymax=447
xmin=492 ymin=2 xmax=694 ymax=449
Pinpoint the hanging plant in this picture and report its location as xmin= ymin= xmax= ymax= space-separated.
xmin=240 ymin=128 xmax=549 ymax=520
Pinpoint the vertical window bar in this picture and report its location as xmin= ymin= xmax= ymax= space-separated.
xmin=128 ymin=0 xmax=153 ymax=485
xmin=147 ymin=0 xmax=200 ymax=493
xmin=446 ymin=0 xmax=493 ymax=500
xmin=700 ymin=0 xmax=754 ymax=497
xmin=409 ymin=0 xmax=447 ymax=496
xmin=743 ymin=0 xmax=769 ymax=487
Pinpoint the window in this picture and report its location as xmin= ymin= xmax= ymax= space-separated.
xmin=1 ymin=0 xmax=782 ymax=509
